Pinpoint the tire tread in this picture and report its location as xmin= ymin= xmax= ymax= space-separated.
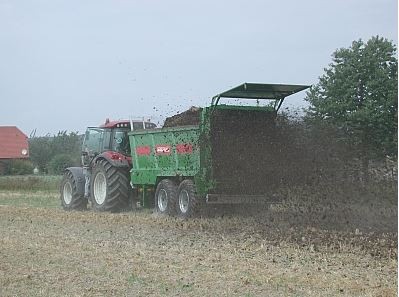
xmin=60 ymin=171 xmax=87 ymax=211
xmin=91 ymin=159 xmax=130 ymax=212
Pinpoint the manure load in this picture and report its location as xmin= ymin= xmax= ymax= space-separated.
xmin=163 ymin=106 xmax=202 ymax=128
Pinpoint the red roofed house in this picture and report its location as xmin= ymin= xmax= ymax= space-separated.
xmin=0 ymin=126 xmax=29 ymax=174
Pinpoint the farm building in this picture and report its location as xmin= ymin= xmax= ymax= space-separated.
xmin=0 ymin=126 xmax=29 ymax=174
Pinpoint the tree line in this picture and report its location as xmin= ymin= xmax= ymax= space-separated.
xmin=29 ymin=131 xmax=82 ymax=174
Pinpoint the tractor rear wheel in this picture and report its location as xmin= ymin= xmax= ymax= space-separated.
xmin=90 ymin=159 xmax=130 ymax=212
xmin=60 ymin=170 xmax=87 ymax=210
xmin=176 ymin=179 xmax=202 ymax=218
xmin=154 ymin=179 xmax=178 ymax=215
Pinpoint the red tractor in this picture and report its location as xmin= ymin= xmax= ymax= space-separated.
xmin=60 ymin=119 xmax=156 ymax=212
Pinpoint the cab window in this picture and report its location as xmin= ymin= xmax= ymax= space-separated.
xmin=112 ymin=130 xmax=131 ymax=156
xmin=83 ymin=128 xmax=104 ymax=155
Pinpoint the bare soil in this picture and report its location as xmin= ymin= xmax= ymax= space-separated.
xmin=0 ymin=191 xmax=397 ymax=297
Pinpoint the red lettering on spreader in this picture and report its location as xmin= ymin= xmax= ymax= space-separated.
xmin=136 ymin=146 xmax=151 ymax=155
xmin=155 ymin=145 xmax=171 ymax=155
xmin=176 ymin=144 xmax=193 ymax=154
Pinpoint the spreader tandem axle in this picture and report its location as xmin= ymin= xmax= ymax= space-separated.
xmin=60 ymin=83 xmax=309 ymax=217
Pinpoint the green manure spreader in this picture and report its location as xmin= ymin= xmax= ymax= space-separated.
xmin=60 ymin=83 xmax=309 ymax=217
xmin=129 ymin=83 xmax=309 ymax=218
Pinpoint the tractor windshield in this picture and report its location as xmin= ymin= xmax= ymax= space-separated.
xmin=112 ymin=129 xmax=131 ymax=156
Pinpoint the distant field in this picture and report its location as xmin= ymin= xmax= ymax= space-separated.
xmin=0 ymin=191 xmax=59 ymax=209
xmin=0 ymin=175 xmax=61 ymax=191
xmin=0 ymin=175 xmax=397 ymax=296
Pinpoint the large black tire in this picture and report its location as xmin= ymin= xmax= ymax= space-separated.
xmin=176 ymin=179 xmax=202 ymax=218
xmin=90 ymin=159 xmax=130 ymax=212
xmin=60 ymin=171 xmax=87 ymax=210
xmin=154 ymin=179 xmax=178 ymax=216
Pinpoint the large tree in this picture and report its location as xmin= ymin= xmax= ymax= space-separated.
xmin=305 ymin=36 xmax=398 ymax=167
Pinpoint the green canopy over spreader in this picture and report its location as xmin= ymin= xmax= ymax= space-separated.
xmin=212 ymin=83 xmax=310 ymax=110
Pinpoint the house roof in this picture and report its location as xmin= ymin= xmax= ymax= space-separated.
xmin=0 ymin=126 xmax=29 ymax=159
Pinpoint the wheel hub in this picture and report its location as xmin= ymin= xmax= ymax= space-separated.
xmin=157 ymin=189 xmax=168 ymax=212
xmin=93 ymin=172 xmax=107 ymax=205
xmin=179 ymin=190 xmax=190 ymax=214
xmin=63 ymin=181 xmax=72 ymax=205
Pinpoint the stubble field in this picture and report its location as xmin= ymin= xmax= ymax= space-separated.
xmin=0 ymin=183 xmax=397 ymax=297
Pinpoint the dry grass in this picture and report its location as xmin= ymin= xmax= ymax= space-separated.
xmin=0 ymin=189 xmax=397 ymax=297
xmin=0 ymin=191 xmax=59 ymax=208
xmin=0 ymin=175 xmax=61 ymax=191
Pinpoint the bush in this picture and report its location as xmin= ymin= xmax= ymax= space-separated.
xmin=9 ymin=159 xmax=34 ymax=175
xmin=49 ymin=154 xmax=77 ymax=175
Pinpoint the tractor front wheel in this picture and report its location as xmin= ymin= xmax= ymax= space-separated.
xmin=60 ymin=170 xmax=87 ymax=211
xmin=90 ymin=159 xmax=130 ymax=212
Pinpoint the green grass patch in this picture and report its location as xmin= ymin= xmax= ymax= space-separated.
xmin=0 ymin=191 xmax=60 ymax=208
xmin=0 ymin=175 xmax=61 ymax=191
xmin=0 ymin=175 xmax=61 ymax=208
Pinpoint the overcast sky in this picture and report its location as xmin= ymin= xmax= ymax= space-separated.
xmin=0 ymin=0 xmax=397 ymax=136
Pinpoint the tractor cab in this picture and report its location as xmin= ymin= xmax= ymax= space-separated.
xmin=82 ymin=119 xmax=156 ymax=167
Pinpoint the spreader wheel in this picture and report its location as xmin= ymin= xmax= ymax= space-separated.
xmin=176 ymin=179 xmax=202 ymax=218
xmin=154 ymin=179 xmax=178 ymax=216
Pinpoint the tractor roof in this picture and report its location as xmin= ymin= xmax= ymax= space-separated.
xmin=100 ymin=119 xmax=154 ymax=129
xmin=100 ymin=120 xmax=130 ymax=129
xmin=215 ymin=83 xmax=310 ymax=100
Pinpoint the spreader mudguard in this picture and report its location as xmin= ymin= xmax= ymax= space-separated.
xmin=64 ymin=167 xmax=85 ymax=196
